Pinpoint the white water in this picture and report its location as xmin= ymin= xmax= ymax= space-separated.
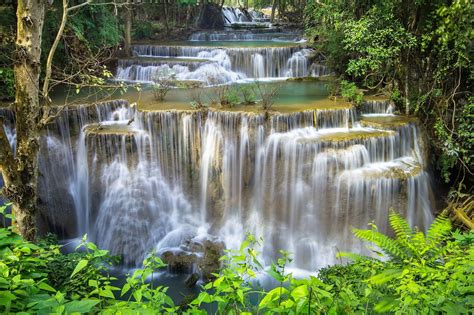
xmin=116 ymin=45 xmax=330 ymax=85
xmin=29 ymin=99 xmax=435 ymax=271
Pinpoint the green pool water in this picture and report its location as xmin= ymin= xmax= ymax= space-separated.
xmin=50 ymin=80 xmax=347 ymax=113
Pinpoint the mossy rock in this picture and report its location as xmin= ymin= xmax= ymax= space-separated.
xmin=84 ymin=123 xmax=137 ymax=136
xmin=360 ymin=115 xmax=417 ymax=128
xmin=315 ymin=130 xmax=394 ymax=143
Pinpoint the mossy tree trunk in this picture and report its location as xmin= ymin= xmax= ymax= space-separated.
xmin=0 ymin=0 xmax=45 ymax=241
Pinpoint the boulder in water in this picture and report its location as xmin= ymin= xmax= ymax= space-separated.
xmin=160 ymin=233 xmax=225 ymax=281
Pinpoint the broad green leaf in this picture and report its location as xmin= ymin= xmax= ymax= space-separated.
xmin=291 ymin=285 xmax=308 ymax=299
xmin=70 ymin=259 xmax=88 ymax=278
xmin=64 ymin=299 xmax=100 ymax=313
xmin=37 ymin=282 xmax=56 ymax=293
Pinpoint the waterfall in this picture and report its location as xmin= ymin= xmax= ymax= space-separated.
xmin=189 ymin=30 xmax=304 ymax=42
xmin=35 ymin=99 xmax=434 ymax=270
xmin=117 ymin=45 xmax=323 ymax=84
xmin=221 ymin=7 xmax=269 ymax=26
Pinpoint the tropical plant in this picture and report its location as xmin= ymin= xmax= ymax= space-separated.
xmin=0 ymin=206 xmax=472 ymax=314
xmin=190 ymin=234 xmax=264 ymax=314
xmin=352 ymin=211 xmax=452 ymax=263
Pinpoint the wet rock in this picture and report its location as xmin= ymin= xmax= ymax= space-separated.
xmin=184 ymin=273 xmax=200 ymax=288
xmin=160 ymin=234 xmax=225 ymax=282
xmin=161 ymin=248 xmax=198 ymax=274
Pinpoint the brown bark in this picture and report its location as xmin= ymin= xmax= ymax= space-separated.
xmin=163 ymin=0 xmax=169 ymax=33
xmin=1 ymin=0 xmax=46 ymax=240
xmin=124 ymin=2 xmax=132 ymax=57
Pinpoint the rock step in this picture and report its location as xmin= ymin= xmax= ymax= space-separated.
xmin=340 ymin=157 xmax=422 ymax=180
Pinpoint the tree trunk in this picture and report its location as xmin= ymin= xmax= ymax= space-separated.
xmin=185 ymin=5 xmax=191 ymax=29
xmin=2 ymin=0 xmax=46 ymax=240
xmin=124 ymin=3 xmax=132 ymax=57
xmin=271 ymin=0 xmax=278 ymax=23
xmin=163 ymin=0 xmax=169 ymax=33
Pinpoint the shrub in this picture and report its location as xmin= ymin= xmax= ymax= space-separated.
xmin=238 ymin=83 xmax=258 ymax=105
xmin=255 ymin=81 xmax=280 ymax=110
xmin=152 ymin=69 xmax=176 ymax=101
xmin=132 ymin=21 xmax=153 ymax=40
xmin=212 ymin=84 xmax=240 ymax=108
xmin=0 ymin=203 xmax=471 ymax=314
xmin=340 ymin=79 xmax=364 ymax=105
xmin=188 ymin=88 xmax=208 ymax=109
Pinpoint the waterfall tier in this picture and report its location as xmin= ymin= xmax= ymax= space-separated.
xmin=222 ymin=7 xmax=270 ymax=27
xmin=189 ymin=30 xmax=304 ymax=42
xmin=116 ymin=45 xmax=329 ymax=85
xmin=29 ymin=99 xmax=434 ymax=270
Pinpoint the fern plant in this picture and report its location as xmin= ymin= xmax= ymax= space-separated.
xmin=353 ymin=211 xmax=452 ymax=264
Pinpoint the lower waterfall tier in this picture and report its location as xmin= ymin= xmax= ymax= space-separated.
xmin=33 ymin=99 xmax=435 ymax=270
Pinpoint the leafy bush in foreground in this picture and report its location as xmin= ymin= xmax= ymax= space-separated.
xmin=0 ymin=205 xmax=472 ymax=314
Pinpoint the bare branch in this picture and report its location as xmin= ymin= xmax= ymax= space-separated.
xmin=42 ymin=0 xmax=74 ymax=105
xmin=67 ymin=0 xmax=93 ymax=12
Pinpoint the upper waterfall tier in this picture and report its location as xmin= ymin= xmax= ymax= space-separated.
xmin=28 ymin=98 xmax=434 ymax=270
xmin=115 ymin=44 xmax=329 ymax=85
xmin=189 ymin=30 xmax=305 ymax=42
xmin=222 ymin=6 xmax=270 ymax=27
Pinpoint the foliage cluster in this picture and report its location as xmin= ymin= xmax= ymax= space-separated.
xmin=339 ymin=80 xmax=363 ymax=106
xmin=305 ymin=0 xmax=473 ymax=189
xmin=188 ymin=81 xmax=279 ymax=110
xmin=1 ymin=201 xmax=472 ymax=314
xmin=0 ymin=5 xmax=16 ymax=100
xmin=132 ymin=21 xmax=164 ymax=40
xmin=42 ymin=2 xmax=121 ymax=86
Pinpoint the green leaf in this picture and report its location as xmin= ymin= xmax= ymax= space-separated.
xmin=374 ymin=296 xmax=398 ymax=312
xmin=369 ymin=269 xmax=401 ymax=285
xmin=291 ymin=285 xmax=308 ymax=299
xmin=259 ymin=287 xmax=287 ymax=309
xmin=37 ymin=282 xmax=56 ymax=293
xmin=70 ymin=259 xmax=88 ymax=278
xmin=120 ymin=283 xmax=131 ymax=296
xmin=64 ymin=299 xmax=100 ymax=313
xmin=0 ymin=291 xmax=16 ymax=305
xmin=99 ymin=289 xmax=115 ymax=299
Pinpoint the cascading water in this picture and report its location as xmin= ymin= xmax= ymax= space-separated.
xmin=0 ymin=18 xmax=435 ymax=276
xmin=221 ymin=7 xmax=270 ymax=26
xmin=116 ymin=45 xmax=329 ymax=84
xmin=189 ymin=30 xmax=305 ymax=42
xmin=29 ymin=97 xmax=434 ymax=272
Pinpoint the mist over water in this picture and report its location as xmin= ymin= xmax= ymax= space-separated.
xmin=29 ymin=98 xmax=434 ymax=272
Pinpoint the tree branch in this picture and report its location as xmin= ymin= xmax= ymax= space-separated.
xmin=42 ymin=0 xmax=72 ymax=105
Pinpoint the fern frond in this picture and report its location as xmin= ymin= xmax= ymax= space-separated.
xmin=422 ymin=215 xmax=452 ymax=261
xmin=353 ymin=228 xmax=409 ymax=261
xmin=427 ymin=215 xmax=452 ymax=244
xmin=389 ymin=211 xmax=413 ymax=242
xmin=337 ymin=251 xmax=375 ymax=262
xmin=389 ymin=211 xmax=420 ymax=257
